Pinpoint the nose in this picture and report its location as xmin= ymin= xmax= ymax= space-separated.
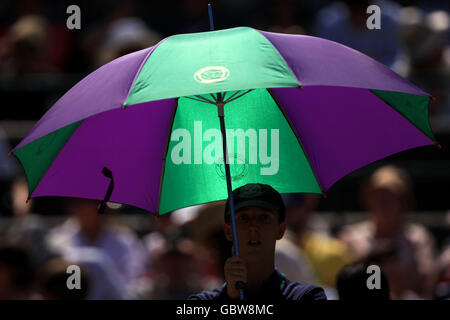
xmin=247 ymin=217 xmax=261 ymax=229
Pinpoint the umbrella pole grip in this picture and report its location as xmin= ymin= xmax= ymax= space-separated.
xmin=217 ymin=98 xmax=245 ymax=300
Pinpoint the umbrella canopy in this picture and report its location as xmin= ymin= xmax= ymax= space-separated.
xmin=10 ymin=26 xmax=437 ymax=215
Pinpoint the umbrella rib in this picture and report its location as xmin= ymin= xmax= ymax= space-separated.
xmin=267 ymin=88 xmax=327 ymax=197
xmin=223 ymin=90 xmax=241 ymax=102
xmin=185 ymin=90 xmax=252 ymax=105
xmin=210 ymin=93 xmax=218 ymax=103
xmin=184 ymin=96 xmax=205 ymax=103
xmin=184 ymin=95 xmax=216 ymax=105
xmin=194 ymin=95 xmax=216 ymax=104
xmin=224 ymin=89 xmax=253 ymax=104
xmin=156 ymin=98 xmax=179 ymax=216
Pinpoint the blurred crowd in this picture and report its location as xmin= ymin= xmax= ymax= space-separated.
xmin=0 ymin=0 xmax=449 ymax=300
xmin=0 ymin=0 xmax=449 ymax=119
xmin=0 ymin=165 xmax=449 ymax=300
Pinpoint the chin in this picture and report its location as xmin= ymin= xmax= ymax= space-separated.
xmin=242 ymin=249 xmax=266 ymax=260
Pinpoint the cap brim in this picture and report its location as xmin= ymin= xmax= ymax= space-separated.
xmin=227 ymin=199 xmax=279 ymax=215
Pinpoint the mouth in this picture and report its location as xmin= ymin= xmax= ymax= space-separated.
xmin=248 ymin=240 xmax=262 ymax=247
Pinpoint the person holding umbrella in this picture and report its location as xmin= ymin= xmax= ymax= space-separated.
xmin=188 ymin=183 xmax=327 ymax=301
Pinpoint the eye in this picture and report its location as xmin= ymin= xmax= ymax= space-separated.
xmin=238 ymin=214 xmax=249 ymax=222
xmin=259 ymin=214 xmax=270 ymax=222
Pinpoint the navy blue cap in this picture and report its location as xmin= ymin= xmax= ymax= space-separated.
xmin=224 ymin=183 xmax=285 ymax=222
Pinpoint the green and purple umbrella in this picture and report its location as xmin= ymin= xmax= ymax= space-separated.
xmin=10 ymin=26 xmax=438 ymax=216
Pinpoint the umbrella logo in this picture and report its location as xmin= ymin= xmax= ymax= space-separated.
xmin=238 ymin=184 xmax=263 ymax=198
xmin=215 ymin=153 xmax=249 ymax=181
xmin=194 ymin=66 xmax=230 ymax=84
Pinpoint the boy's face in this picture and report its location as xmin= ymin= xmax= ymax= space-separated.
xmin=223 ymin=206 xmax=286 ymax=262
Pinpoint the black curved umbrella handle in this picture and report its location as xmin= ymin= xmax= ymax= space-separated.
xmin=98 ymin=167 xmax=114 ymax=214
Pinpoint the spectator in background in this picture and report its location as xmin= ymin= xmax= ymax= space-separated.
xmin=0 ymin=14 xmax=56 ymax=74
xmin=0 ymin=0 xmax=74 ymax=72
xmin=36 ymin=258 xmax=90 ymax=300
xmin=95 ymin=17 xmax=160 ymax=66
xmin=337 ymin=259 xmax=390 ymax=300
xmin=398 ymin=7 xmax=450 ymax=117
xmin=0 ymin=243 xmax=35 ymax=299
xmin=46 ymin=198 xmax=146 ymax=297
xmin=140 ymin=204 xmax=223 ymax=299
xmin=339 ymin=165 xmax=438 ymax=299
xmin=433 ymin=210 xmax=450 ymax=300
xmin=275 ymin=194 xmax=317 ymax=286
xmin=81 ymin=1 xmax=160 ymax=69
xmin=142 ymin=211 xmax=188 ymax=267
xmin=134 ymin=237 xmax=203 ymax=299
xmin=61 ymin=246 xmax=128 ymax=300
xmin=435 ymin=239 xmax=450 ymax=299
xmin=411 ymin=0 xmax=450 ymax=15
xmin=315 ymin=0 xmax=405 ymax=71
xmin=266 ymin=0 xmax=306 ymax=35
xmin=184 ymin=203 xmax=235 ymax=289
xmin=0 ymin=127 xmax=18 ymax=178
xmin=5 ymin=177 xmax=54 ymax=269
xmin=278 ymin=193 xmax=355 ymax=296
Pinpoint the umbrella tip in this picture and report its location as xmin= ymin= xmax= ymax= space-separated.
xmin=8 ymin=152 xmax=12 ymax=157
xmin=431 ymin=96 xmax=436 ymax=101
xmin=208 ymin=3 xmax=215 ymax=31
xmin=322 ymin=192 xmax=327 ymax=199
xmin=436 ymin=143 xmax=442 ymax=149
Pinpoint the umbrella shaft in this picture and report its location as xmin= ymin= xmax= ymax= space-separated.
xmin=211 ymin=6 xmax=243 ymax=300
xmin=217 ymin=98 xmax=240 ymax=257
xmin=217 ymin=99 xmax=244 ymax=300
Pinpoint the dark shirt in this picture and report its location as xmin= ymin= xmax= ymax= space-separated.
xmin=188 ymin=269 xmax=327 ymax=301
